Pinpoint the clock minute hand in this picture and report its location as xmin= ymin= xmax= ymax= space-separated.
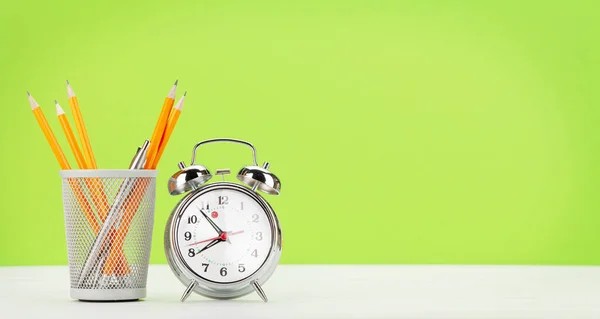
xmin=199 ymin=209 xmax=224 ymax=234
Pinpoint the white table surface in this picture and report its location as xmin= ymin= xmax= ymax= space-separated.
xmin=1 ymin=265 xmax=599 ymax=318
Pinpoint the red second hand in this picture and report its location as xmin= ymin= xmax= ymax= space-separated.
xmin=187 ymin=230 xmax=245 ymax=246
xmin=187 ymin=235 xmax=221 ymax=247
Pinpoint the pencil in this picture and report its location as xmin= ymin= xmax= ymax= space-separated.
xmin=55 ymin=101 xmax=86 ymax=169
xmin=106 ymin=92 xmax=187 ymax=275
xmin=150 ymin=92 xmax=186 ymax=169
xmin=144 ymin=80 xmax=177 ymax=169
xmin=66 ymin=81 xmax=112 ymax=221
xmin=28 ymin=92 xmax=70 ymax=169
xmin=28 ymin=92 xmax=100 ymax=232
xmin=55 ymin=100 xmax=103 ymax=233
xmin=66 ymin=80 xmax=97 ymax=169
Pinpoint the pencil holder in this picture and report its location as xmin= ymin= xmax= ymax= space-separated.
xmin=59 ymin=170 xmax=157 ymax=301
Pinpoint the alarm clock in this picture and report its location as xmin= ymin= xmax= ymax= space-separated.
xmin=164 ymin=138 xmax=282 ymax=302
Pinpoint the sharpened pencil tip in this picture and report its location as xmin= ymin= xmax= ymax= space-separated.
xmin=174 ymin=93 xmax=186 ymax=111
xmin=55 ymin=101 xmax=65 ymax=115
xmin=167 ymin=81 xmax=178 ymax=99
xmin=67 ymin=81 xmax=75 ymax=98
xmin=27 ymin=92 xmax=38 ymax=109
xmin=184 ymin=91 xmax=187 ymax=96
xmin=54 ymin=100 xmax=58 ymax=105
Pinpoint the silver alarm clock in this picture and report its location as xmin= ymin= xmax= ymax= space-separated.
xmin=164 ymin=138 xmax=282 ymax=302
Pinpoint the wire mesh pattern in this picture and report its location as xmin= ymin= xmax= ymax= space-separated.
xmin=61 ymin=172 xmax=156 ymax=295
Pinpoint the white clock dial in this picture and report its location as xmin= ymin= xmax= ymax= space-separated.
xmin=175 ymin=188 xmax=273 ymax=283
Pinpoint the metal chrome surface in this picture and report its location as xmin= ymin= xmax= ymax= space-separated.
xmin=237 ymin=163 xmax=281 ymax=195
xmin=168 ymin=164 xmax=212 ymax=195
xmin=131 ymin=140 xmax=150 ymax=169
xmin=215 ymin=169 xmax=231 ymax=176
xmin=129 ymin=147 xmax=142 ymax=168
xmin=180 ymin=280 xmax=198 ymax=302
xmin=252 ymin=280 xmax=268 ymax=302
xmin=164 ymin=182 xmax=282 ymax=300
xmin=190 ymin=138 xmax=258 ymax=166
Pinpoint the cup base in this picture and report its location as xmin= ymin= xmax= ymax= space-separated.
xmin=71 ymin=288 xmax=146 ymax=301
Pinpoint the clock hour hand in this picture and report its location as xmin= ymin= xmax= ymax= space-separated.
xmin=199 ymin=209 xmax=224 ymax=234
xmin=197 ymin=239 xmax=221 ymax=254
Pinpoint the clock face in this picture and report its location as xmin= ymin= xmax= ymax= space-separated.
xmin=174 ymin=187 xmax=274 ymax=283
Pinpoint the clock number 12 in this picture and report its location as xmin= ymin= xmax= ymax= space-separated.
xmin=218 ymin=196 xmax=229 ymax=205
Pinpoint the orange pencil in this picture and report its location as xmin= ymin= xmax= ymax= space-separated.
xmin=28 ymin=92 xmax=100 ymax=232
xmin=66 ymin=81 xmax=111 ymax=221
xmin=28 ymin=92 xmax=70 ymax=169
xmin=106 ymin=92 xmax=187 ymax=275
xmin=66 ymin=80 xmax=97 ymax=168
xmin=151 ymin=92 xmax=186 ymax=168
xmin=65 ymin=83 xmax=126 ymax=274
xmin=145 ymin=80 xmax=177 ymax=169
xmin=55 ymin=101 xmax=87 ymax=169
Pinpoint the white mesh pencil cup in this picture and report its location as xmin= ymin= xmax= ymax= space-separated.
xmin=60 ymin=170 xmax=157 ymax=301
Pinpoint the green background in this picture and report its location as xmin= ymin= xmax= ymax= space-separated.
xmin=0 ymin=0 xmax=598 ymax=266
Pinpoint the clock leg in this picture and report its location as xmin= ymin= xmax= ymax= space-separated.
xmin=251 ymin=280 xmax=268 ymax=302
xmin=180 ymin=280 xmax=198 ymax=302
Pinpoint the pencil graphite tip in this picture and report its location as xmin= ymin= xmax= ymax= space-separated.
xmin=174 ymin=79 xmax=178 ymax=86
xmin=66 ymin=81 xmax=75 ymax=98
xmin=55 ymin=101 xmax=65 ymax=115
xmin=184 ymin=91 xmax=187 ymax=96
xmin=54 ymin=100 xmax=58 ymax=105
xmin=167 ymin=80 xmax=178 ymax=99
xmin=27 ymin=92 xmax=39 ymax=110
xmin=174 ymin=93 xmax=186 ymax=111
